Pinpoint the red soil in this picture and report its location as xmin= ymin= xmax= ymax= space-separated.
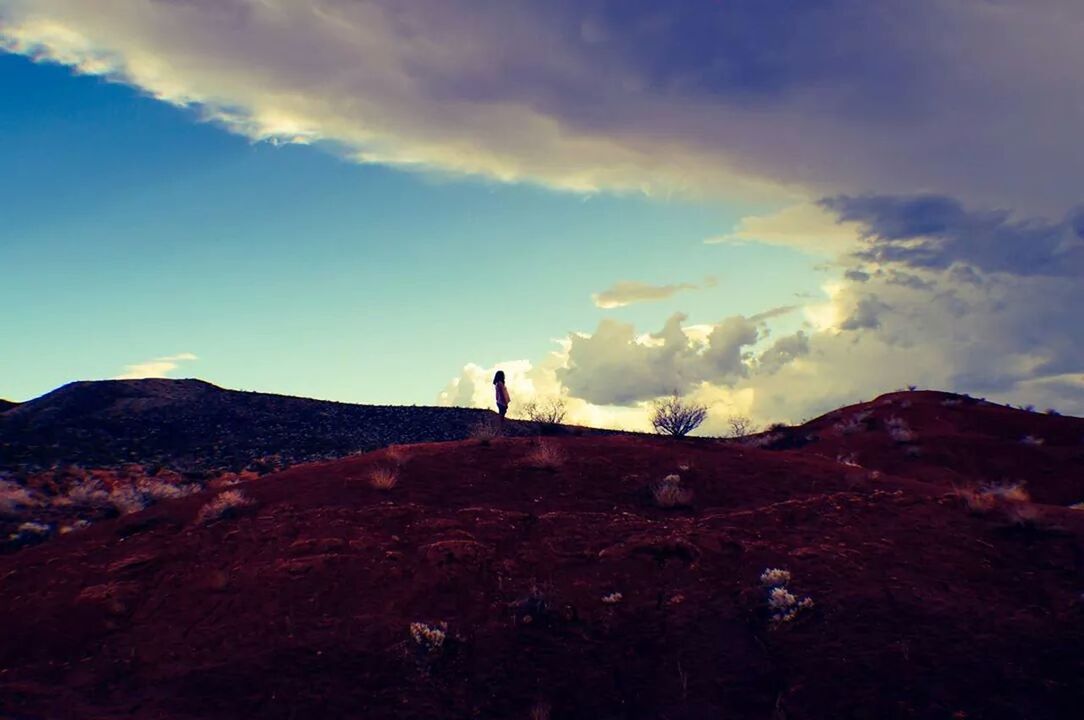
xmin=2 ymin=392 xmax=1084 ymax=719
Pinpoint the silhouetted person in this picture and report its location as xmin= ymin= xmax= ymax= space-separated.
xmin=493 ymin=370 xmax=510 ymax=420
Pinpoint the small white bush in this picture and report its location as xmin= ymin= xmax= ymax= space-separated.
xmin=759 ymin=567 xmax=814 ymax=626
xmin=195 ymin=489 xmax=253 ymax=524
xmin=601 ymin=592 xmax=624 ymax=604
xmin=885 ymin=416 xmax=916 ymax=442
xmin=9 ymin=521 xmax=51 ymax=542
xmin=1020 ymin=435 xmax=1045 ymax=447
xmin=409 ymin=621 xmax=447 ymax=654
xmin=652 ymin=474 xmax=693 ymax=508
xmin=760 ymin=568 xmax=792 ymax=587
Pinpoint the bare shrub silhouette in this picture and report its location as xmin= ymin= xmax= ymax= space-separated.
xmin=651 ymin=394 xmax=708 ymax=437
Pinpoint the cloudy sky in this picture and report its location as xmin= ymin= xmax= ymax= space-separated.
xmin=2 ymin=0 xmax=1082 ymax=432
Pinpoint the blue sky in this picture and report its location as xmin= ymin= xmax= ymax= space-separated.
xmin=3 ymin=1 xmax=1082 ymax=428
xmin=1 ymin=52 xmax=821 ymax=405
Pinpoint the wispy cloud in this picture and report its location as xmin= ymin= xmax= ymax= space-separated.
xmin=592 ymin=277 xmax=716 ymax=309
xmin=706 ymin=203 xmax=863 ymax=257
xmin=115 ymin=353 xmax=198 ymax=380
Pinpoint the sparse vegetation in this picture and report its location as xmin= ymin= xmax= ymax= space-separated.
xmin=521 ymin=398 xmax=568 ymax=429
xmin=980 ymin=481 xmax=1030 ymax=503
xmin=1020 ymin=435 xmax=1045 ymax=446
xmin=529 ymin=701 xmax=552 ymax=720
xmin=650 ymin=394 xmax=708 ymax=437
xmin=524 ymin=441 xmax=564 ymax=471
xmin=471 ymin=418 xmax=504 ymax=444
xmin=885 ymin=416 xmax=916 ymax=442
xmin=58 ymin=519 xmax=91 ymax=535
xmin=833 ymin=411 xmax=870 ymax=435
xmin=601 ymin=592 xmax=624 ymax=604
xmin=1001 ymin=502 xmax=1047 ymax=531
xmin=408 ymin=621 xmax=447 ymax=655
xmin=369 ymin=467 xmax=399 ymax=490
xmin=836 ymin=453 xmax=860 ymax=467
xmin=726 ymin=414 xmax=757 ymax=439
xmin=0 ymin=479 xmax=38 ymax=515
xmin=195 ymin=489 xmax=253 ymax=524
xmin=8 ymin=520 xmax=52 ymax=547
xmin=760 ymin=568 xmax=792 ymax=587
xmin=651 ymin=474 xmax=694 ymax=508
xmin=760 ymin=567 xmax=814 ymax=626
xmin=955 ymin=486 xmax=997 ymax=514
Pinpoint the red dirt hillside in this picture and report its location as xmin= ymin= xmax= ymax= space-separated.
xmin=2 ymin=397 xmax=1084 ymax=719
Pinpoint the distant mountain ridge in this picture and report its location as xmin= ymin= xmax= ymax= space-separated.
xmin=0 ymin=378 xmax=541 ymax=472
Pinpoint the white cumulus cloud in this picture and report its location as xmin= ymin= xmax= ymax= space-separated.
xmin=115 ymin=353 xmax=198 ymax=380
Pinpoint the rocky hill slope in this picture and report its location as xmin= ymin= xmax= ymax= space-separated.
xmin=1 ymin=391 xmax=1083 ymax=719
xmin=0 ymin=379 xmax=515 ymax=472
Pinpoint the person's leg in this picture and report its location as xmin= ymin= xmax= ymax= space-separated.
xmin=498 ymin=403 xmax=507 ymax=419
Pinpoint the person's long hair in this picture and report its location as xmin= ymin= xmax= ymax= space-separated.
xmin=493 ymin=370 xmax=505 ymax=385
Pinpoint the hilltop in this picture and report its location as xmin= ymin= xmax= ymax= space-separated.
xmin=1 ymin=390 xmax=1083 ymax=718
xmin=0 ymin=378 xmax=517 ymax=473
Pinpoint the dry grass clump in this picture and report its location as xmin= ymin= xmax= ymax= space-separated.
xmin=59 ymin=519 xmax=91 ymax=535
xmin=955 ymin=482 xmax=1031 ymax=515
xmin=1004 ymin=502 xmax=1043 ymax=529
xmin=195 ymin=489 xmax=253 ymax=524
xmin=1020 ymin=435 xmax=1045 ymax=447
xmin=408 ymin=621 xmax=447 ymax=656
xmin=741 ymin=432 xmax=782 ymax=449
xmin=833 ymin=411 xmax=870 ymax=435
xmin=885 ymin=416 xmax=916 ymax=442
xmin=1069 ymin=502 xmax=1084 ymax=511
xmin=471 ymin=418 xmax=504 ymax=445
xmin=529 ymin=701 xmax=552 ymax=720
xmin=384 ymin=445 xmax=408 ymax=465
xmin=11 ymin=520 xmax=50 ymax=537
xmin=136 ymin=478 xmax=200 ymax=501
xmin=524 ymin=441 xmax=564 ymax=470
xmin=65 ymin=477 xmax=112 ymax=508
xmin=0 ymin=479 xmax=38 ymax=515
xmin=955 ymin=487 xmax=998 ymax=514
xmin=836 ymin=453 xmax=861 ymax=467
xmin=369 ymin=467 xmax=399 ymax=491
xmin=651 ymin=474 xmax=694 ymax=508
xmin=980 ymin=481 xmax=1030 ymax=503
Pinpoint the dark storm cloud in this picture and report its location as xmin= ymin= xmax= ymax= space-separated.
xmin=824 ymin=195 xmax=1084 ymax=277
xmin=4 ymin=1 xmax=1084 ymax=211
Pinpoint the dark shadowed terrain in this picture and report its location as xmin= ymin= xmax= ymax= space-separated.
xmin=0 ymin=379 xmax=540 ymax=473
xmin=1 ymin=387 xmax=1084 ymax=719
